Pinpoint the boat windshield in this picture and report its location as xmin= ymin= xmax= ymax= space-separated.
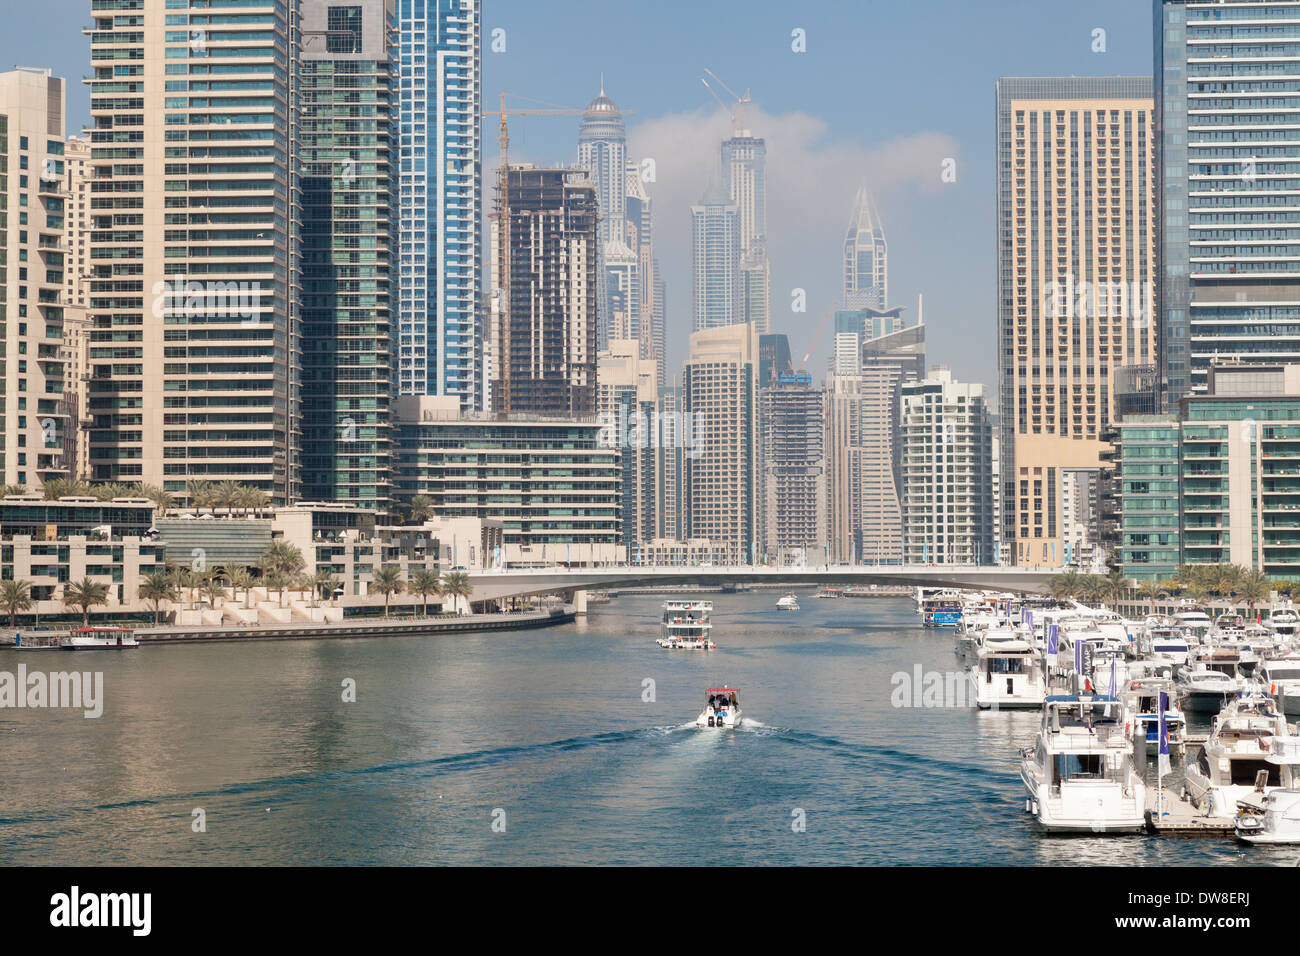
xmin=1266 ymin=667 xmax=1300 ymax=682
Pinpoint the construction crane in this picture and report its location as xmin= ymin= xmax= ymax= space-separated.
xmin=700 ymin=68 xmax=751 ymax=134
xmin=798 ymin=300 xmax=840 ymax=371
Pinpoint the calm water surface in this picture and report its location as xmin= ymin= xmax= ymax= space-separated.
xmin=1 ymin=594 xmax=1293 ymax=865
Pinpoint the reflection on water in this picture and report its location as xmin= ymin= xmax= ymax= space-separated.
xmin=0 ymin=593 xmax=1286 ymax=865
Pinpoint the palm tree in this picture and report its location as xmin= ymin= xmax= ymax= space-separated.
xmin=62 ymin=577 xmax=110 ymax=626
xmin=311 ymin=570 xmax=337 ymax=608
xmin=1215 ymin=563 xmax=1244 ymax=612
xmin=228 ymin=567 xmax=255 ymax=609
xmin=1049 ymin=569 xmax=1082 ymax=602
xmin=0 ymin=484 xmax=28 ymax=497
xmin=406 ymin=495 xmax=434 ymax=524
xmin=186 ymin=479 xmax=213 ymax=515
xmin=203 ymin=578 xmax=227 ymax=609
xmin=1104 ymin=569 xmax=1130 ymax=605
xmin=0 ymin=579 xmax=34 ymax=627
xmin=136 ymin=483 xmax=174 ymax=516
xmin=137 ymin=572 xmax=178 ymax=625
xmin=1080 ymin=576 xmax=1107 ymax=606
xmin=1237 ymin=569 xmax=1272 ymax=620
xmin=246 ymin=487 xmax=271 ymax=519
xmin=370 ymin=566 xmax=404 ymax=617
xmin=41 ymin=477 xmax=92 ymax=500
xmin=441 ymin=570 xmax=473 ymax=616
xmin=408 ymin=568 xmax=441 ymax=617
xmin=1137 ymin=580 xmax=1167 ymax=615
xmin=265 ymin=569 xmax=290 ymax=608
xmin=261 ymin=541 xmax=306 ymax=579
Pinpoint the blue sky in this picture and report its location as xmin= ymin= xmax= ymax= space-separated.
xmin=15 ymin=0 xmax=1153 ymax=386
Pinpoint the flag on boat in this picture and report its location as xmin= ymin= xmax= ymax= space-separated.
xmin=1074 ymin=628 xmax=1083 ymax=675
xmin=1157 ymin=691 xmax=1171 ymax=780
xmin=1046 ymin=623 xmax=1059 ymax=666
xmin=1108 ymin=657 xmax=1116 ymax=697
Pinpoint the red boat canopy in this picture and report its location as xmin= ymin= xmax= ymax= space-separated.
xmin=706 ymin=688 xmax=739 ymax=694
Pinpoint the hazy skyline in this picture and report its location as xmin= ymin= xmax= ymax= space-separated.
xmin=16 ymin=0 xmax=1152 ymax=385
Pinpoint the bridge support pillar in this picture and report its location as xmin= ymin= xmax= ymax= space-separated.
xmin=573 ymin=590 xmax=589 ymax=615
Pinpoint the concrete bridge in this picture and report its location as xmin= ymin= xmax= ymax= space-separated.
xmin=467 ymin=565 xmax=1059 ymax=608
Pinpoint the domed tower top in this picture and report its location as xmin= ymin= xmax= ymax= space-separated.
xmin=580 ymin=75 xmax=625 ymax=137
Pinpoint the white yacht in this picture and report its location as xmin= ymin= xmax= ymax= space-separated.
xmin=1257 ymin=657 xmax=1300 ymax=717
xmin=1177 ymin=667 xmax=1244 ymax=715
xmin=1269 ymin=606 xmax=1300 ymax=637
xmin=656 ymin=600 xmax=715 ymax=650
xmin=1185 ymin=692 xmax=1293 ymax=818
xmin=1020 ymin=695 xmax=1146 ymax=833
xmin=1174 ymin=607 xmax=1213 ymax=642
xmin=1121 ymin=676 xmax=1186 ymax=753
xmin=1145 ymin=627 xmax=1193 ymax=669
xmin=776 ymin=593 xmax=800 ymax=611
xmin=697 ymin=688 xmax=741 ymax=728
xmin=969 ymin=638 xmax=1045 ymax=710
xmin=1234 ymin=735 xmax=1300 ymax=844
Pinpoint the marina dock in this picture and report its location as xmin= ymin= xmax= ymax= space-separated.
xmin=1144 ymin=793 xmax=1237 ymax=837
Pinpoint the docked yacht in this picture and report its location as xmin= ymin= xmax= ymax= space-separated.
xmin=969 ymin=639 xmax=1045 ymax=710
xmin=1121 ymin=677 xmax=1186 ymax=752
xmin=1173 ymin=607 xmax=1213 ymax=642
xmin=62 ymin=626 xmax=138 ymax=650
xmin=656 ymin=600 xmax=716 ymax=650
xmin=1270 ymin=606 xmax=1300 ymax=637
xmin=1234 ymin=735 xmax=1300 ymax=844
xmin=776 ymin=593 xmax=800 ymax=611
xmin=920 ymin=589 xmax=964 ymax=628
xmin=1184 ymin=691 xmax=1293 ymax=817
xmin=1177 ymin=666 xmax=1244 ymax=714
xmin=697 ymin=687 xmax=742 ymax=728
xmin=1020 ymin=695 xmax=1146 ymax=833
xmin=1145 ymin=627 xmax=1193 ymax=669
xmin=1257 ymin=656 xmax=1300 ymax=717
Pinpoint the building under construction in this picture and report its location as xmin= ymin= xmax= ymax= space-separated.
xmin=490 ymin=166 xmax=599 ymax=417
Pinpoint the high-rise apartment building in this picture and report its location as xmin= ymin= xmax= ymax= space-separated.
xmin=843 ymin=187 xmax=887 ymax=310
xmin=690 ymin=183 xmax=740 ymax=332
xmin=299 ymin=0 xmax=397 ymax=510
xmin=759 ymin=370 xmax=825 ymax=563
xmin=682 ymin=323 xmax=759 ymax=562
xmin=0 ymin=68 xmax=72 ymax=489
xmin=1156 ymin=0 xmax=1300 ymax=402
xmin=901 ymin=366 xmax=995 ymax=565
xmin=597 ymin=338 xmax=658 ymax=555
xmin=996 ymin=76 xmax=1156 ymax=568
xmin=85 ymin=0 xmax=301 ymax=503
xmin=490 ymin=166 xmax=598 ymax=416
xmin=397 ymin=0 xmax=480 ymax=406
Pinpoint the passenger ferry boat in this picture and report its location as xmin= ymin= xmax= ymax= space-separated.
xmin=697 ymin=687 xmax=741 ymax=728
xmin=1234 ymin=735 xmax=1300 ymax=844
xmin=61 ymin=626 xmax=138 ymax=650
xmin=1185 ymin=691 xmax=1294 ymax=818
xmin=656 ymin=600 xmax=715 ymax=650
xmin=1019 ymin=694 xmax=1146 ymax=833
xmin=969 ymin=638 xmax=1045 ymax=710
xmin=776 ymin=593 xmax=800 ymax=611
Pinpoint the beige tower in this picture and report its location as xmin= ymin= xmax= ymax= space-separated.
xmin=682 ymin=323 xmax=759 ymax=563
xmin=996 ymin=77 xmax=1156 ymax=568
xmin=0 ymin=67 xmax=72 ymax=490
xmin=85 ymin=2 xmax=300 ymax=502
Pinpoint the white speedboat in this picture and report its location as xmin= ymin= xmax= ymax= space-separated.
xmin=656 ymin=600 xmax=716 ymax=649
xmin=776 ymin=593 xmax=800 ymax=611
xmin=1234 ymin=735 xmax=1300 ymax=844
xmin=697 ymin=687 xmax=741 ymax=728
xmin=1185 ymin=692 xmax=1293 ymax=818
xmin=1020 ymin=694 xmax=1146 ymax=833
xmin=1257 ymin=657 xmax=1300 ymax=717
xmin=61 ymin=626 xmax=138 ymax=650
xmin=969 ymin=638 xmax=1045 ymax=710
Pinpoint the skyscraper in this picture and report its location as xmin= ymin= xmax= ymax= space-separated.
xmin=597 ymin=338 xmax=658 ymax=556
xmin=723 ymin=133 xmax=769 ymax=332
xmin=577 ymin=83 xmax=626 ymax=352
xmin=1157 ymin=0 xmax=1300 ymax=402
xmin=683 ymin=323 xmax=759 ymax=562
xmin=690 ymin=182 xmax=740 ymax=332
xmin=0 ymin=68 xmax=71 ymax=490
xmin=995 ymin=76 xmax=1156 ymax=568
xmin=299 ymin=0 xmax=397 ymax=510
xmin=843 ymin=188 xmax=887 ymax=310
xmin=759 ymin=370 xmax=825 ymax=563
xmin=901 ymin=366 xmax=995 ymax=565
xmin=490 ymin=166 xmax=598 ymax=416
xmin=397 ymin=0 xmax=481 ymax=407
xmin=86 ymin=2 xmax=301 ymax=502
